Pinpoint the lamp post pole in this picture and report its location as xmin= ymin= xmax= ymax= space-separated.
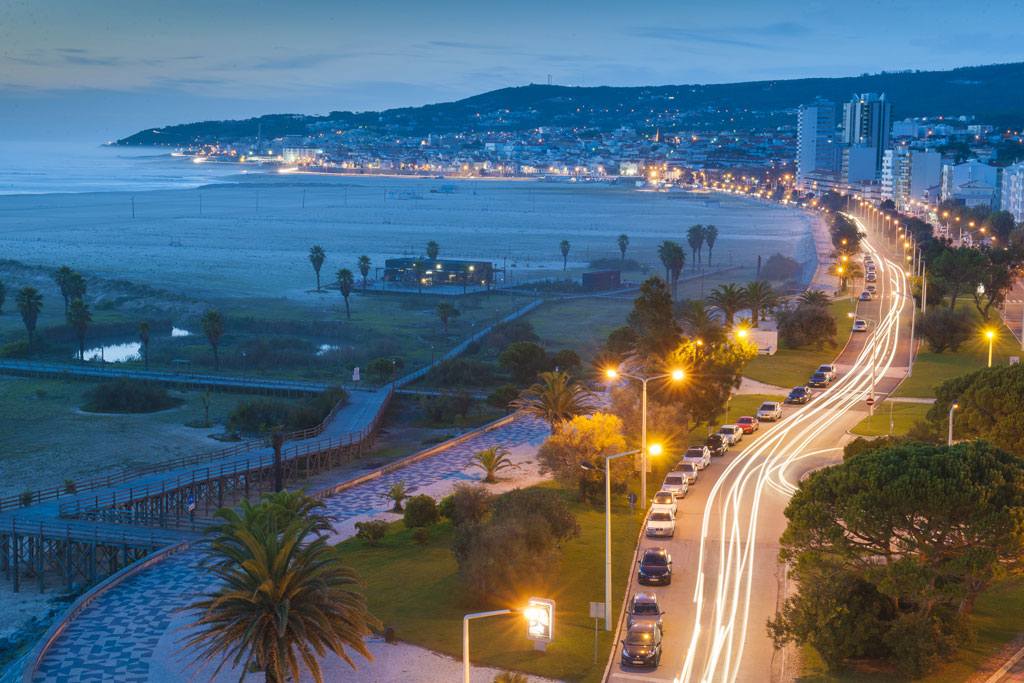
xmin=464 ymin=610 xmax=511 ymax=683
xmin=948 ymin=402 xmax=959 ymax=446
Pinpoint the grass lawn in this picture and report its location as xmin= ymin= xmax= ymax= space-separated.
xmin=523 ymin=296 xmax=635 ymax=361
xmin=798 ymin=577 xmax=1024 ymax=682
xmin=849 ymin=400 xmax=932 ymax=437
xmin=688 ymin=393 xmax=786 ymax=445
xmin=743 ymin=300 xmax=855 ymax=389
xmin=336 ymin=480 xmax=642 ymax=682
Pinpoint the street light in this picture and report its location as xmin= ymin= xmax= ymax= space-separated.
xmin=948 ymin=401 xmax=959 ymax=445
xmin=582 ymin=445 xmax=661 ymax=631
xmin=463 ymin=599 xmax=554 ymax=683
xmin=985 ymin=329 xmax=995 ymax=367
xmin=604 ymin=368 xmax=683 ymax=505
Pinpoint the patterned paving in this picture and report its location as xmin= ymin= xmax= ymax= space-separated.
xmin=30 ymin=416 xmax=549 ymax=682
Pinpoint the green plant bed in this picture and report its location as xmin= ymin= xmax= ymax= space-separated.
xmin=743 ymin=301 xmax=854 ymax=389
xmin=336 ymin=481 xmax=640 ymax=682
xmin=849 ymin=401 xmax=931 ymax=437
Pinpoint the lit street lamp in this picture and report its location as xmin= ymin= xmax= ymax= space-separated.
xmin=948 ymin=400 xmax=960 ymax=446
xmin=986 ymin=329 xmax=995 ymax=367
xmin=463 ymin=599 xmax=554 ymax=683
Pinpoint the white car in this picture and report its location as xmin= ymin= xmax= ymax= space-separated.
xmin=853 ymin=319 xmax=868 ymax=332
xmin=646 ymin=509 xmax=676 ymax=538
xmin=674 ymin=461 xmax=699 ymax=485
xmin=757 ymin=401 xmax=783 ymax=421
xmin=717 ymin=424 xmax=744 ymax=446
xmin=817 ymin=364 xmax=838 ymax=381
xmin=650 ymin=490 xmax=678 ymax=516
xmin=683 ymin=446 xmax=711 ymax=470
xmin=661 ymin=472 xmax=689 ymax=498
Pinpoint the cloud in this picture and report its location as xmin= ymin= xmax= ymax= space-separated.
xmin=760 ymin=22 xmax=811 ymax=36
xmin=247 ymin=53 xmax=342 ymax=71
xmin=632 ymin=27 xmax=762 ymax=51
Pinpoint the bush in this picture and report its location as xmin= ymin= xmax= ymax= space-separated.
xmin=288 ymin=386 xmax=348 ymax=430
xmin=419 ymin=391 xmax=473 ymax=424
xmin=486 ymin=320 xmax=539 ymax=351
xmin=918 ymin=308 xmax=972 ymax=353
xmin=228 ymin=386 xmax=348 ymax=433
xmin=63 ymin=479 xmax=76 ymax=494
xmin=486 ymin=383 xmax=520 ymax=413
xmin=19 ymin=490 xmax=32 ymax=507
xmin=81 ymin=379 xmax=182 ymax=413
xmin=605 ymin=326 xmax=639 ymax=355
xmin=589 ymin=257 xmax=641 ymax=271
xmin=0 ymin=339 xmax=37 ymax=358
xmin=440 ymin=483 xmax=492 ymax=527
xmin=491 ymin=488 xmax=579 ymax=543
xmin=354 ymin=519 xmax=389 ymax=547
xmin=367 ymin=356 xmax=404 ymax=383
xmin=498 ymin=341 xmax=550 ymax=383
xmin=412 ymin=527 xmax=431 ymax=545
xmin=761 ymin=253 xmax=801 ymax=281
xmin=551 ymin=348 xmax=581 ymax=373
xmin=777 ymin=305 xmax=837 ymax=350
xmin=403 ymin=494 xmax=440 ymax=528
xmin=425 ymin=358 xmax=495 ymax=387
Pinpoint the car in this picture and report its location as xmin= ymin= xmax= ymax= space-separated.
xmin=683 ymin=445 xmax=711 ymax=469
xmin=704 ymin=433 xmax=728 ymax=456
xmin=860 ymin=291 xmax=872 ymax=301
xmin=650 ymin=490 xmax=678 ymax=516
xmin=621 ymin=621 xmax=663 ymax=668
xmin=866 ymin=284 xmax=877 ymax=293
xmin=717 ymin=424 xmax=744 ymax=445
xmin=660 ymin=472 xmax=689 ymax=498
xmin=853 ymin=319 xmax=868 ymax=332
xmin=735 ymin=416 xmax=759 ymax=434
xmin=817 ymin=364 xmax=838 ymax=381
xmin=627 ymin=592 xmax=664 ymax=632
xmin=786 ymin=386 xmax=811 ymax=404
xmin=637 ymin=547 xmax=672 ymax=585
xmin=808 ymin=371 xmax=831 ymax=388
xmin=866 ymin=272 xmax=877 ymax=282
xmin=673 ymin=461 xmax=698 ymax=485
xmin=757 ymin=401 xmax=783 ymax=421
xmin=646 ymin=509 xmax=676 ymax=537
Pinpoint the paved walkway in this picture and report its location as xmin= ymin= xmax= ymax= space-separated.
xmin=30 ymin=416 xmax=550 ymax=682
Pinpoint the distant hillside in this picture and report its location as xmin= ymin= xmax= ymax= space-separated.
xmin=118 ymin=62 xmax=1024 ymax=146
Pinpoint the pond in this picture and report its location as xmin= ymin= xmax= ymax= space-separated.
xmin=77 ymin=327 xmax=192 ymax=362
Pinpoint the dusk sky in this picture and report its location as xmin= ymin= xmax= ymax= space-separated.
xmin=1 ymin=0 xmax=1023 ymax=140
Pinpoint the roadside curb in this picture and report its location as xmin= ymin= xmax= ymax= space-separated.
xmin=982 ymin=642 xmax=1024 ymax=683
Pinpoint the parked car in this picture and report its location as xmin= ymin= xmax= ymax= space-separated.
xmin=867 ymin=284 xmax=877 ymax=293
xmin=683 ymin=445 xmax=711 ymax=469
xmin=646 ymin=509 xmax=676 ymax=538
xmin=866 ymin=272 xmax=877 ymax=282
xmin=704 ymin=433 xmax=728 ymax=456
xmin=650 ymin=490 xmax=678 ymax=516
xmin=621 ymin=622 xmax=663 ymax=668
xmin=817 ymin=364 xmax=838 ymax=381
xmin=717 ymin=424 xmax=744 ymax=445
xmin=661 ymin=472 xmax=689 ymax=498
xmin=627 ymin=592 xmax=664 ymax=632
xmin=735 ymin=416 xmax=759 ymax=434
xmin=808 ymin=371 xmax=831 ymax=388
xmin=757 ymin=401 xmax=783 ymax=421
xmin=853 ymin=319 xmax=868 ymax=332
xmin=673 ymin=461 xmax=698 ymax=485
xmin=786 ymin=386 xmax=811 ymax=404
xmin=860 ymin=291 xmax=872 ymax=301
xmin=637 ymin=547 xmax=672 ymax=585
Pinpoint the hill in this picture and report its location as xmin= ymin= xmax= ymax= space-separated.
xmin=117 ymin=62 xmax=1024 ymax=146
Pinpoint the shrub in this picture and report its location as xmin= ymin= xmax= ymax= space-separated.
xmin=419 ymin=391 xmax=473 ymax=423
xmin=551 ymin=348 xmax=581 ymax=372
xmin=761 ymin=253 xmax=801 ymax=281
xmin=498 ymin=341 xmax=550 ymax=383
xmin=367 ymin=357 xmax=404 ymax=383
xmin=402 ymin=495 xmax=440 ymax=528
xmin=288 ymin=386 xmax=348 ymax=430
xmin=81 ymin=379 xmax=182 ymax=414
xmin=425 ymin=358 xmax=495 ymax=387
xmin=777 ymin=305 xmax=837 ymax=350
xmin=412 ymin=527 xmax=431 ymax=545
xmin=63 ymin=479 xmax=76 ymax=494
xmin=228 ymin=398 xmax=291 ymax=433
xmin=918 ymin=308 xmax=972 ymax=353
xmin=0 ymin=339 xmax=36 ymax=358
xmin=486 ymin=383 xmax=519 ymax=413
xmin=441 ymin=483 xmax=493 ymax=527
xmin=605 ymin=326 xmax=638 ymax=355
xmin=491 ymin=488 xmax=579 ymax=543
xmin=589 ymin=257 xmax=641 ymax=271
xmin=354 ymin=519 xmax=389 ymax=547
xmin=486 ymin=320 xmax=539 ymax=351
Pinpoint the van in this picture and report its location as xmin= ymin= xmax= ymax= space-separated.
xmin=661 ymin=473 xmax=688 ymax=498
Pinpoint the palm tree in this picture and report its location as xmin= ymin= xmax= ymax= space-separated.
xmin=560 ymin=240 xmax=571 ymax=271
xmin=201 ymin=308 xmax=225 ymax=371
xmin=309 ymin=244 xmax=326 ymax=291
xmin=426 ymin=240 xmax=440 ymax=260
xmin=798 ymin=289 xmax=831 ymax=307
xmin=676 ymin=299 xmax=724 ymax=344
xmin=181 ymin=501 xmax=379 ymax=683
xmin=657 ymin=241 xmax=686 ymax=299
xmin=466 ymin=445 xmax=520 ymax=483
xmin=511 ymin=370 xmax=597 ymax=433
xmin=706 ymin=283 xmax=749 ymax=328
xmin=357 ymin=255 xmax=371 ymax=291
xmin=15 ymin=286 xmax=42 ymax=343
xmin=686 ymin=224 xmax=705 ymax=268
xmin=703 ymin=224 xmax=719 ymax=265
xmin=53 ymin=265 xmax=74 ymax=313
xmin=492 ymin=673 xmax=529 ymax=683
xmin=412 ymin=259 xmax=427 ymax=294
xmin=380 ymin=480 xmax=413 ymax=512
xmin=66 ymin=298 xmax=92 ymax=361
xmin=657 ymin=240 xmax=674 ymax=284
xmin=138 ymin=321 xmax=152 ymax=370
xmin=0 ymin=279 xmax=6 ymax=314
xmin=68 ymin=272 xmax=86 ymax=302
xmin=436 ymin=301 xmax=460 ymax=340
xmin=337 ymin=268 xmax=354 ymax=319
xmin=743 ymin=281 xmax=778 ymax=328
xmin=844 ymin=262 xmax=864 ymax=294
xmin=617 ymin=233 xmax=630 ymax=263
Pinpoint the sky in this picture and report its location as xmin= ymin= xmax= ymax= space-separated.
xmin=0 ymin=0 xmax=1023 ymax=141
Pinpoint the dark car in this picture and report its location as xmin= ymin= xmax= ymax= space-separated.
xmin=637 ymin=547 xmax=673 ymax=586
xmin=704 ymin=434 xmax=728 ymax=456
xmin=786 ymin=386 xmax=811 ymax=404
xmin=621 ymin=622 xmax=663 ymax=668
xmin=807 ymin=372 xmax=830 ymax=388
xmin=626 ymin=592 xmax=664 ymax=632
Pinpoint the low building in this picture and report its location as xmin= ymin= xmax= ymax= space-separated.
xmin=381 ymin=258 xmax=494 ymax=289
xmin=582 ymin=270 xmax=621 ymax=292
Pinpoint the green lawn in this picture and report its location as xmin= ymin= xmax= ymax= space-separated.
xmin=799 ymin=577 xmax=1024 ymax=682
xmin=336 ymin=481 xmax=642 ymax=682
xmin=743 ymin=301 xmax=854 ymax=389
xmin=523 ymin=297 xmax=634 ymax=361
xmin=849 ymin=401 xmax=932 ymax=437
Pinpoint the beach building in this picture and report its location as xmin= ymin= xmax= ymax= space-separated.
xmin=381 ymin=258 xmax=495 ymax=290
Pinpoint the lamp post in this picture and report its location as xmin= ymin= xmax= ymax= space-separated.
xmin=849 ymin=312 xmax=878 ymax=412
xmin=894 ymin=292 xmax=916 ymax=377
xmin=986 ymin=330 xmax=995 ymax=367
xmin=242 ymin=350 xmax=247 ymax=385
xmin=463 ymin=606 xmax=549 ymax=683
xmin=604 ymin=369 xmax=683 ymax=506
xmin=948 ymin=401 xmax=959 ymax=446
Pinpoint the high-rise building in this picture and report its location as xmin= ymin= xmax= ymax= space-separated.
xmin=882 ymin=147 xmax=941 ymax=211
xmin=796 ymin=99 xmax=837 ymax=189
xmin=841 ymin=93 xmax=892 ymax=176
xmin=1002 ymin=161 xmax=1024 ymax=223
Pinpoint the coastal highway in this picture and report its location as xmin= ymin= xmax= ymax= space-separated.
xmin=607 ymin=224 xmax=915 ymax=683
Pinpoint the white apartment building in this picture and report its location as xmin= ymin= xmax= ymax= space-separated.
xmin=796 ymin=99 xmax=837 ymax=189
xmin=1002 ymin=161 xmax=1024 ymax=223
xmin=941 ymin=160 xmax=1000 ymax=208
xmin=882 ymin=147 xmax=941 ymax=211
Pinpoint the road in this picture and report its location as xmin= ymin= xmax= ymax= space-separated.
xmin=608 ymin=222 xmax=915 ymax=683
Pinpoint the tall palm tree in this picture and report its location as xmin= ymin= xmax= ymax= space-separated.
xmin=466 ymin=445 xmax=520 ymax=483
xmin=336 ymin=268 xmax=354 ymax=319
xmin=201 ymin=308 xmax=225 ymax=371
xmin=831 ymin=261 xmax=864 ymax=293
xmin=53 ymin=265 xmax=74 ymax=313
xmin=686 ymin=224 xmax=705 ymax=268
xmin=657 ymin=240 xmax=675 ymax=284
xmin=657 ymin=240 xmax=686 ymax=298
xmin=743 ymin=281 xmax=778 ymax=328
xmin=357 ymin=255 xmax=371 ymax=291
xmin=676 ymin=299 xmax=725 ymax=345
xmin=560 ymin=240 xmax=571 ymax=271
xmin=703 ymin=224 xmax=719 ymax=266
xmin=138 ymin=321 xmax=152 ymax=370
xmin=0 ymin=279 xmax=6 ymax=314
xmin=68 ymin=272 xmax=87 ymax=302
xmin=797 ymin=289 xmax=831 ymax=307
xmin=309 ymin=244 xmax=326 ymax=291
xmin=15 ymin=286 xmax=42 ymax=343
xmin=706 ymin=283 xmax=749 ymax=328
xmin=181 ymin=501 xmax=379 ymax=683
xmin=66 ymin=298 xmax=92 ymax=361
xmin=436 ymin=301 xmax=460 ymax=340
xmin=617 ymin=233 xmax=630 ymax=263
xmin=511 ymin=370 xmax=596 ymax=433
xmin=426 ymin=240 xmax=440 ymax=260
xmin=412 ymin=259 xmax=427 ymax=294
